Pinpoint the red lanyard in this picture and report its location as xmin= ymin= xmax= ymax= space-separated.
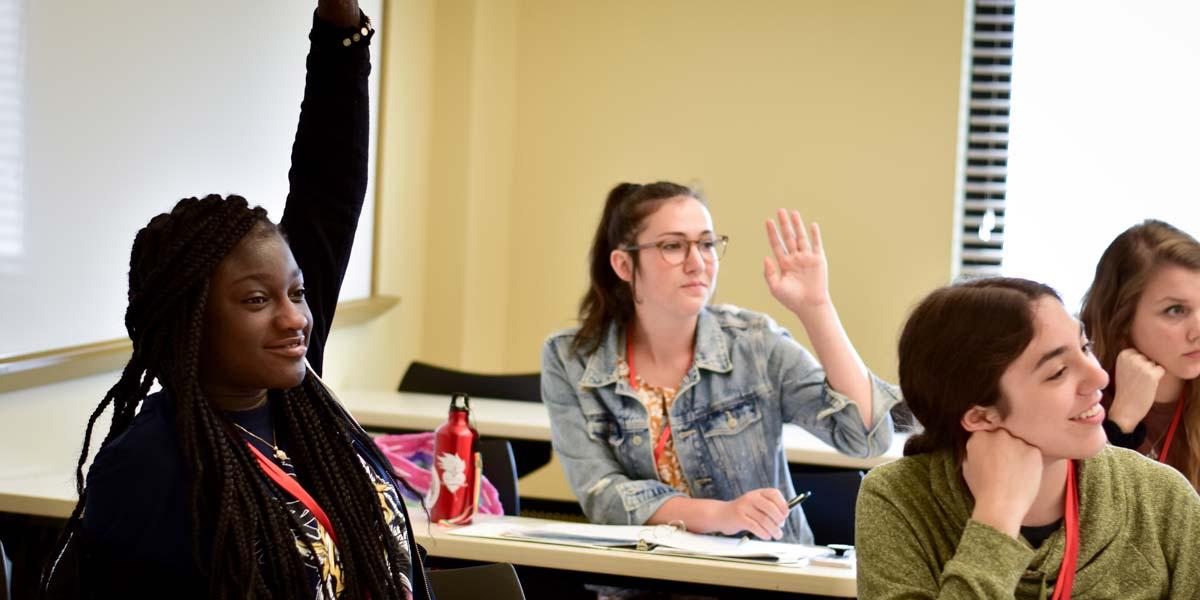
xmin=1051 ymin=460 xmax=1080 ymax=600
xmin=1159 ymin=387 xmax=1188 ymax=464
xmin=244 ymin=440 xmax=339 ymax=547
xmin=626 ymin=331 xmax=675 ymax=467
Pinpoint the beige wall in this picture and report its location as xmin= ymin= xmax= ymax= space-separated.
xmin=324 ymin=0 xmax=436 ymax=390
xmin=327 ymin=0 xmax=967 ymax=388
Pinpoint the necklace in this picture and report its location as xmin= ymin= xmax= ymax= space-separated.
xmin=232 ymin=422 xmax=290 ymax=462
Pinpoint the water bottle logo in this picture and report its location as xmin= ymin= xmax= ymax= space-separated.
xmin=437 ymin=452 xmax=468 ymax=493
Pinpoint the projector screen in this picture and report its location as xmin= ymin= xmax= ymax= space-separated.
xmin=0 ymin=0 xmax=384 ymax=358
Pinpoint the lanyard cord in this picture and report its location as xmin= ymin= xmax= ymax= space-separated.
xmin=1050 ymin=460 xmax=1079 ymax=600
xmin=627 ymin=330 xmax=676 ymax=467
xmin=244 ymin=440 xmax=339 ymax=548
xmin=1159 ymin=386 xmax=1188 ymax=464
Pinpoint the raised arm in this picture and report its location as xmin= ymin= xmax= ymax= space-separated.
xmin=763 ymin=209 xmax=876 ymax=427
xmin=279 ymin=0 xmax=372 ymax=375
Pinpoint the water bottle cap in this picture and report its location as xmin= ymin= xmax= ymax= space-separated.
xmin=449 ymin=392 xmax=471 ymax=412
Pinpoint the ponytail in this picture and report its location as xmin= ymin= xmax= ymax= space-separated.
xmin=570 ymin=181 xmax=697 ymax=357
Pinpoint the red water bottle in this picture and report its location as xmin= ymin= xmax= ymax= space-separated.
xmin=428 ymin=393 xmax=481 ymax=525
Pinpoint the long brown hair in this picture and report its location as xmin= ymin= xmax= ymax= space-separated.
xmin=1079 ymin=219 xmax=1200 ymax=488
xmin=899 ymin=277 xmax=1060 ymax=458
xmin=571 ymin=181 xmax=700 ymax=357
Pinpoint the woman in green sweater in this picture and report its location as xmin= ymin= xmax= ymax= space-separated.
xmin=856 ymin=277 xmax=1200 ymax=599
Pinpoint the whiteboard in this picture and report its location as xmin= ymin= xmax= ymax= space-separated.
xmin=0 ymin=0 xmax=383 ymax=357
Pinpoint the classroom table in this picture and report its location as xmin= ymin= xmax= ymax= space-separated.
xmin=0 ymin=380 xmax=905 ymax=518
xmin=340 ymin=389 xmax=907 ymax=470
xmin=411 ymin=512 xmax=858 ymax=597
xmin=0 ymin=377 xmax=873 ymax=597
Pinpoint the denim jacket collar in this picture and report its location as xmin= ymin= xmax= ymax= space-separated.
xmin=578 ymin=308 xmax=734 ymax=390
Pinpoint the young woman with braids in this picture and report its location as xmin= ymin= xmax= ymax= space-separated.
xmin=1080 ymin=220 xmax=1200 ymax=491
xmin=541 ymin=182 xmax=900 ymax=545
xmin=40 ymin=2 xmax=430 ymax=598
xmin=855 ymin=278 xmax=1200 ymax=599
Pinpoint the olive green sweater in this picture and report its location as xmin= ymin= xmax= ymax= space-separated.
xmin=856 ymin=446 xmax=1200 ymax=599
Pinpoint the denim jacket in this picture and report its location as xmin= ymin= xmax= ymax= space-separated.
xmin=541 ymin=304 xmax=900 ymax=544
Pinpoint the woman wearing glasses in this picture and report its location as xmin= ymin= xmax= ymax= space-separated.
xmin=541 ymin=181 xmax=899 ymax=544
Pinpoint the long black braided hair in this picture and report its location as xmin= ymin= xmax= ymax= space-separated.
xmin=43 ymin=194 xmax=414 ymax=599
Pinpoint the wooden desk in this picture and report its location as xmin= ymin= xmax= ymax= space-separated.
xmin=0 ymin=379 xmax=861 ymax=597
xmin=341 ymin=389 xmax=905 ymax=470
xmin=0 ymin=373 xmax=110 ymax=518
xmin=412 ymin=513 xmax=857 ymax=597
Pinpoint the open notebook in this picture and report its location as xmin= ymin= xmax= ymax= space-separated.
xmin=444 ymin=520 xmax=831 ymax=564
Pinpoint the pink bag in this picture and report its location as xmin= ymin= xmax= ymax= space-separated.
xmin=374 ymin=432 xmax=504 ymax=516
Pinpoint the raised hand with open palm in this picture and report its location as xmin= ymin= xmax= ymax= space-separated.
xmin=764 ymin=208 xmax=830 ymax=319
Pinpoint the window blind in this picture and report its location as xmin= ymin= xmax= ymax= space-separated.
xmin=959 ymin=0 xmax=1014 ymax=277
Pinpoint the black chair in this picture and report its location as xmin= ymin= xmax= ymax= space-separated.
xmin=788 ymin=468 xmax=865 ymax=547
xmin=398 ymin=361 xmax=551 ymax=479
xmin=477 ymin=439 xmax=520 ymax=516
xmin=398 ymin=361 xmax=541 ymax=403
xmin=427 ymin=562 xmax=526 ymax=600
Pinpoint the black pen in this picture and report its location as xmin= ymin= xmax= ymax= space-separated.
xmin=737 ymin=491 xmax=813 ymax=543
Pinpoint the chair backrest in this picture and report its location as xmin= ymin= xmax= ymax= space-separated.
xmin=477 ymin=439 xmax=520 ymax=516
xmin=789 ymin=468 xmax=865 ymax=547
xmin=427 ymin=562 xmax=526 ymax=600
xmin=398 ymin=361 xmax=541 ymax=403
xmin=399 ymin=361 xmax=552 ymax=480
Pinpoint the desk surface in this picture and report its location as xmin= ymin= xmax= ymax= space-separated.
xmin=342 ymin=389 xmax=906 ymax=470
xmin=412 ymin=513 xmax=857 ymax=597
xmin=0 ymin=379 xmax=863 ymax=597
xmin=0 ymin=382 xmax=904 ymax=517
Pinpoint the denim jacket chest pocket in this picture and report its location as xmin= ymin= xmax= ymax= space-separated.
xmin=693 ymin=391 xmax=772 ymax=493
xmin=584 ymin=411 xmax=652 ymax=476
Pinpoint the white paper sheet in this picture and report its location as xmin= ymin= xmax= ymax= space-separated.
xmin=445 ymin=520 xmax=830 ymax=563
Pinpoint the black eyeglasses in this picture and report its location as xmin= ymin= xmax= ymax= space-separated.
xmin=620 ymin=235 xmax=729 ymax=265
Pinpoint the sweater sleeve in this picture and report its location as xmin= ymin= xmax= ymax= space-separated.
xmin=1101 ymin=418 xmax=1147 ymax=450
xmin=856 ymin=470 xmax=1033 ymax=599
xmin=1161 ymin=469 xmax=1200 ymax=597
xmin=278 ymin=10 xmax=373 ymax=376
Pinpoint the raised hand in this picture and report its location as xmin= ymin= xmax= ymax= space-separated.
xmin=962 ymin=428 xmax=1044 ymax=538
xmin=317 ymin=0 xmax=360 ymax=28
xmin=764 ymin=209 xmax=829 ymax=319
xmin=1108 ymin=347 xmax=1165 ymax=432
xmin=708 ymin=488 xmax=789 ymax=540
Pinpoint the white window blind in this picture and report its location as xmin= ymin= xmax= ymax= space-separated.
xmin=0 ymin=0 xmax=23 ymax=272
xmin=958 ymin=0 xmax=1013 ymax=278
xmin=1002 ymin=0 xmax=1200 ymax=311
xmin=0 ymin=0 xmax=382 ymax=358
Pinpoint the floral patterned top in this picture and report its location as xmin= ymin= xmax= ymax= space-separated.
xmin=623 ymin=358 xmax=690 ymax=495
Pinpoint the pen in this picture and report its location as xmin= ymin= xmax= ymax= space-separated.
xmin=737 ymin=490 xmax=812 ymax=543
xmin=786 ymin=490 xmax=812 ymax=509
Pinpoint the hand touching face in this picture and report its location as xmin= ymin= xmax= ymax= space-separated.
xmin=965 ymin=297 xmax=1110 ymax=462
